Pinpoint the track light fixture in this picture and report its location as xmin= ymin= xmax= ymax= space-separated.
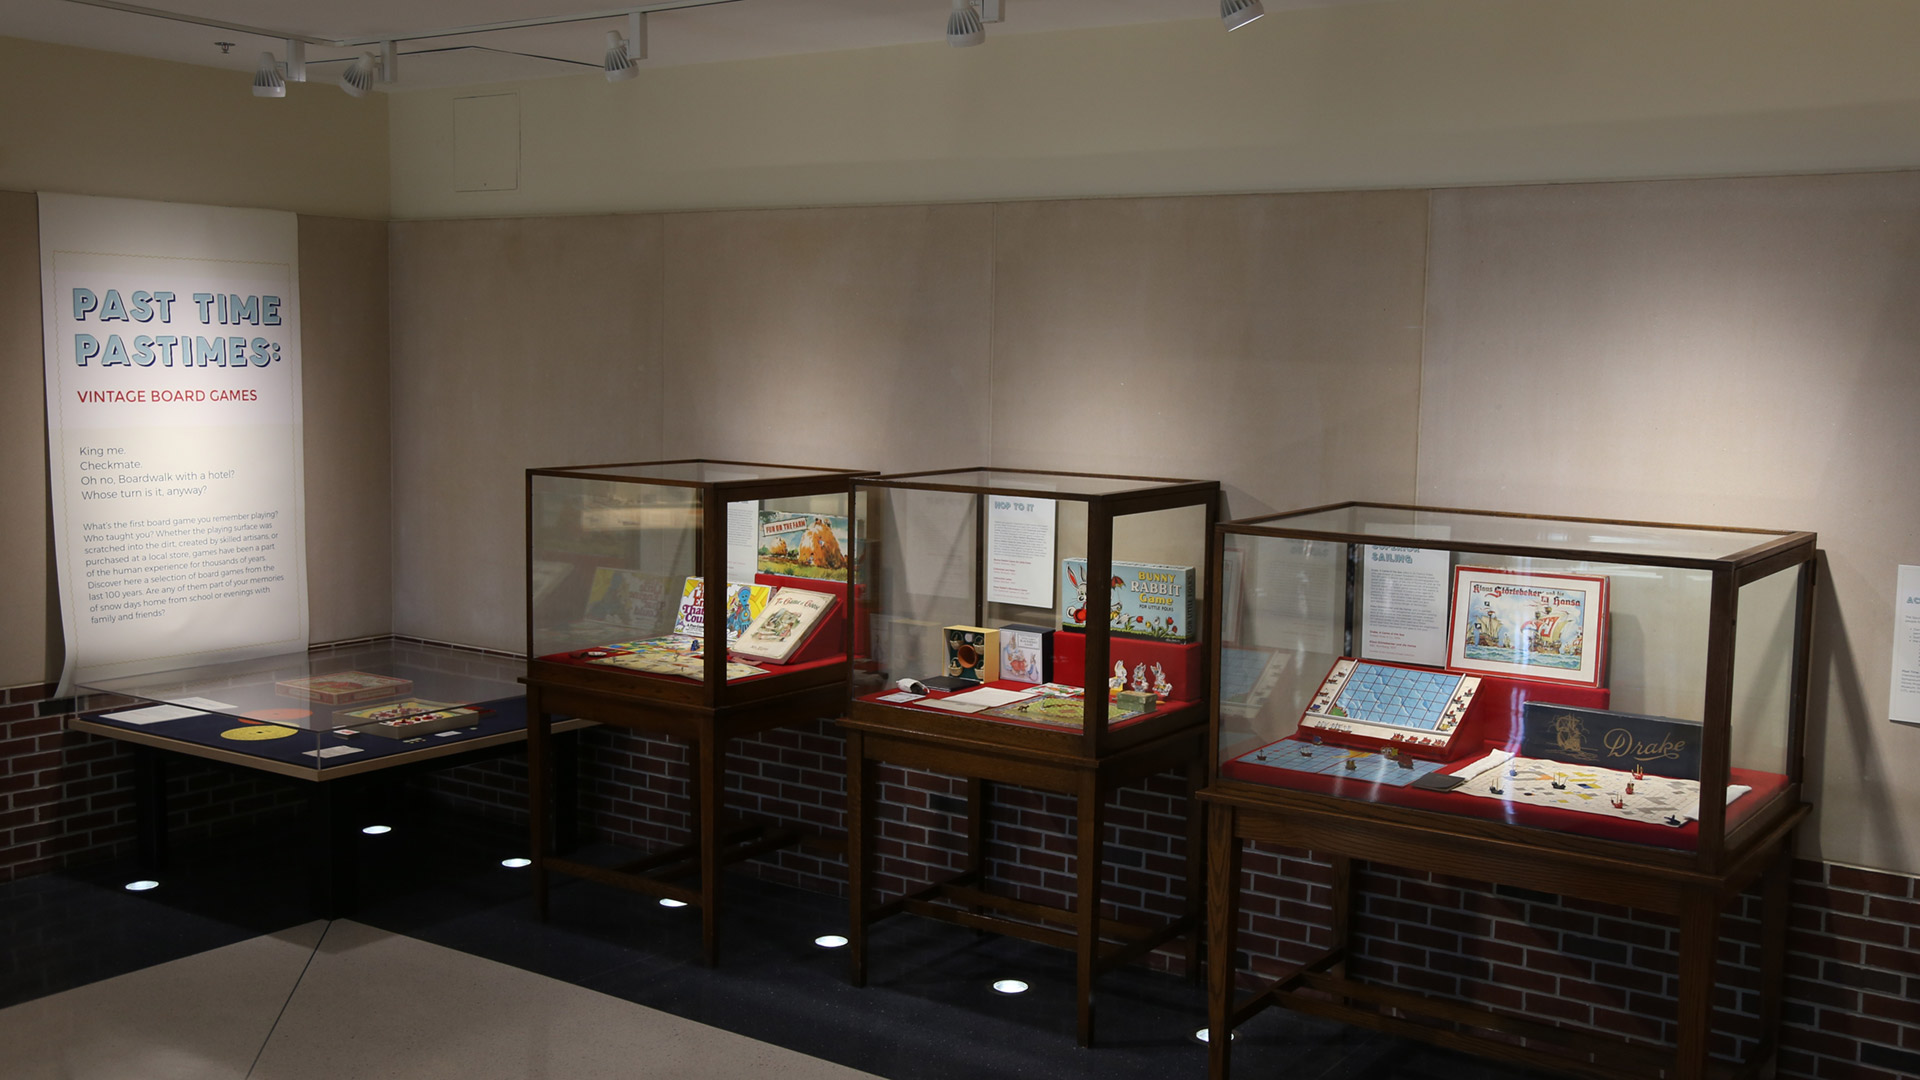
xmin=341 ymin=51 xmax=379 ymax=97
xmin=1221 ymin=0 xmax=1265 ymax=32
xmin=947 ymin=0 xmax=985 ymax=48
xmin=252 ymin=51 xmax=284 ymax=97
xmin=56 ymin=0 xmax=749 ymax=98
xmin=605 ymin=11 xmax=647 ymax=82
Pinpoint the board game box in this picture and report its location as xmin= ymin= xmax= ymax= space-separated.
xmin=758 ymin=512 xmax=849 ymax=581
xmin=276 ymin=671 xmax=412 ymax=705
xmin=1060 ymin=559 xmax=1197 ymax=642
xmin=1519 ymin=701 xmax=1701 ymax=780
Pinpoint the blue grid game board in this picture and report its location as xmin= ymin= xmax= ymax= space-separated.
xmin=1299 ymin=659 xmax=1480 ymax=753
xmin=1318 ymin=663 xmax=1462 ymax=731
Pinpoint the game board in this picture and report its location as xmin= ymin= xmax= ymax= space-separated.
xmin=1300 ymin=659 xmax=1480 ymax=753
xmin=979 ymin=696 xmax=1144 ymax=730
xmin=1230 ymin=738 xmax=1450 ymax=788
xmin=1450 ymin=751 xmax=1748 ymax=827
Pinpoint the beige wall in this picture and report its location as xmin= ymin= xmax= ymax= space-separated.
xmin=1417 ymin=172 xmax=1920 ymax=874
xmin=388 ymin=216 xmax=666 ymax=653
xmin=299 ymin=216 xmax=394 ymax=644
xmin=660 ymin=205 xmax=995 ymax=473
xmin=0 ymin=191 xmax=57 ymax=688
xmin=989 ymin=192 xmax=1428 ymax=518
xmin=389 ymin=0 xmax=1920 ymax=220
xmin=0 ymin=36 xmax=388 ymax=220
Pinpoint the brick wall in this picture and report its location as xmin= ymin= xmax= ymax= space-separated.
xmin=0 ymin=683 xmax=307 ymax=884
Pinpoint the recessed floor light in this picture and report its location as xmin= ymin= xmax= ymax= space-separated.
xmin=500 ymin=857 xmax=532 ymax=869
xmin=1195 ymin=1027 xmax=1236 ymax=1043
xmin=361 ymin=825 xmax=391 ymax=835
xmin=814 ymin=934 xmax=848 ymax=948
xmin=659 ymin=898 xmax=688 ymax=908
xmin=991 ymin=979 xmax=1029 ymax=995
xmin=124 ymin=879 xmax=159 ymax=892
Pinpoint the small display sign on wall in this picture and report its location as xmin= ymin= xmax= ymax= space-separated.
xmin=1888 ymin=564 xmax=1920 ymax=725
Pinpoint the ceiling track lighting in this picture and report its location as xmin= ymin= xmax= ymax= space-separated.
xmin=1221 ymin=0 xmax=1266 ymax=32
xmin=341 ymin=51 xmax=380 ymax=97
xmin=250 ymin=38 xmax=307 ymax=98
xmin=605 ymin=11 xmax=646 ymax=82
xmin=947 ymin=0 xmax=985 ymax=48
xmin=57 ymin=0 xmax=742 ymax=97
xmin=251 ymin=51 xmax=284 ymax=97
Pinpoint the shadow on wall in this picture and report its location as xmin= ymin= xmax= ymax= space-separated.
xmin=1804 ymin=551 xmax=1906 ymax=863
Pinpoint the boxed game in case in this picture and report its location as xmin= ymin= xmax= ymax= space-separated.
xmin=1060 ymin=559 xmax=1197 ymax=642
xmin=276 ymin=671 xmax=412 ymax=705
xmin=998 ymin=623 xmax=1053 ymax=685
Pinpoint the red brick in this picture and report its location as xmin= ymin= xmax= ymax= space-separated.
xmin=1827 ymin=913 xmax=1908 ymax=947
xmin=1828 ymin=867 xmax=1914 ymax=898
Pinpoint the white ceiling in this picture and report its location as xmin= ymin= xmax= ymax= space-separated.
xmin=0 ymin=0 xmax=1366 ymax=90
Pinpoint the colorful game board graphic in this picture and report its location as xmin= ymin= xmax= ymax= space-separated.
xmin=1450 ymin=752 xmax=1747 ymax=826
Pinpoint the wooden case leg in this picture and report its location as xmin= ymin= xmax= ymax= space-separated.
xmin=845 ymin=728 xmax=870 ymax=987
xmin=1752 ymin=845 xmax=1793 ymax=1074
xmin=966 ymin=776 xmax=990 ymax=916
xmin=1206 ymin=803 xmax=1242 ymax=1080
xmin=1328 ymin=853 xmax=1354 ymax=979
xmin=526 ymin=686 xmax=550 ymax=922
xmin=1674 ymin=885 xmax=1725 ymax=1080
xmin=697 ymin=732 xmax=724 ymax=966
xmin=1074 ymin=770 xmax=1106 ymax=1048
xmin=1183 ymin=750 xmax=1207 ymax=981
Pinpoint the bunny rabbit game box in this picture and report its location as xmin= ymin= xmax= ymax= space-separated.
xmin=1060 ymin=559 xmax=1197 ymax=643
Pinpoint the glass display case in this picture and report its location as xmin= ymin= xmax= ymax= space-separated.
xmin=526 ymin=460 xmax=867 ymax=706
xmin=848 ymin=468 xmax=1220 ymax=756
xmin=1211 ymin=501 xmax=1816 ymax=865
xmin=75 ymin=638 xmax=530 ymax=778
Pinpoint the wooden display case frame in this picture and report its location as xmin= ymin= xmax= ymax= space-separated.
xmin=841 ymin=467 xmax=1219 ymax=1046
xmin=523 ymin=459 xmax=870 ymax=965
xmin=1201 ymin=502 xmax=1818 ymax=1080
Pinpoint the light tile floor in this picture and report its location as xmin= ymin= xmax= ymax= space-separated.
xmin=0 ymin=918 xmax=881 ymax=1080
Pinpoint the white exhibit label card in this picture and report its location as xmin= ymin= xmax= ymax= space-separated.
xmin=1888 ymin=564 xmax=1920 ymax=725
xmin=40 ymin=193 xmax=309 ymax=691
xmin=986 ymin=496 xmax=1056 ymax=607
xmin=727 ymin=500 xmax=759 ymax=584
xmin=1359 ymin=545 xmax=1451 ymax=666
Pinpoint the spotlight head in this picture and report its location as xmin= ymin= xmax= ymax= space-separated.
xmin=948 ymin=0 xmax=985 ymax=47
xmin=1221 ymin=0 xmax=1265 ymax=31
xmin=604 ymin=30 xmax=637 ymax=83
xmin=252 ymin=51 xmax=285 ymax=98
xmin=342 ymin=52 xmax=378 ymax=98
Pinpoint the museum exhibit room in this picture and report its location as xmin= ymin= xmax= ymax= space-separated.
xmin=5 ymin=0 xmax=1920 ymax=1077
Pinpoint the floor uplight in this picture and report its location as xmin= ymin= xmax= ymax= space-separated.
xmin=659 ymin=898 xmax=688 ymax=908
xmin=124 ymin=879 xmax=159 ymax=892
xmin=500 ymin=857 xmax=532 ymax=869
xmin=1195 ymin=1027 xmax=1236 ymax=1043
xmin=361 ymin=825 xmax=392 ymax=835
xmin=814 ymin=935 xmax=848 ymax=948
xmin=991 ymin=979 xmax=1029 ymax=995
